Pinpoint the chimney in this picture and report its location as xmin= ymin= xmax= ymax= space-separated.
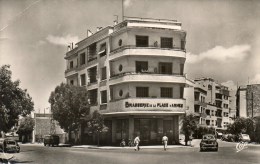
xmin=96 ymin=27 xmax=102 ymax=32
xmin=87 ymin=30 xmax=93 ymax=37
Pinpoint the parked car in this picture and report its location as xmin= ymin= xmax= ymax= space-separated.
xmin=200 ymin=134 xmax=218 ymax=151
xmin=6 ymin=139 xmax=20 ymax=153
xmin=239 ymin=134 xmax=251 ymax=142
xmin=44 ymin=135 xmax=59 ymax=147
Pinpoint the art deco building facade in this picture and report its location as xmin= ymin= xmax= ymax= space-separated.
xmin=184 ymin=78 xmax=231 ymax=130
xmin=65 ymin=17 xmax=187 ymax=145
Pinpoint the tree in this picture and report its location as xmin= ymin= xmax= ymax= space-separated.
xmin=48 ymin=83 xmax=89 ymax=143
xmin=181 ymin=113 xmax=197 ymax=146
xmin=227 ymin=117 xmax=255 ymax=140
xmin=0 ymin=65 xmax=34 ymax=133
xmin=85 ymin=110 xmax=108 ymax=146
xmin=17 ymin=116 xmax=35 ymax=143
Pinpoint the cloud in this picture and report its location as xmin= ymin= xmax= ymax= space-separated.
xmin=186 ymin=45 xmax=251 ymax=63
xmin=124 ymin=0 xmax=133 ymax=8
xmin=250 ymin=74 xmax=260 ymax=84
xmin=46 ymin=34 xmax=79 ymax=46
xmin=221 ymin=80 xmax=237 ymax=91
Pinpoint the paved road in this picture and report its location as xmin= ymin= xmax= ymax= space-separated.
xmin=5 ymin=140 xmax=260 ymax=164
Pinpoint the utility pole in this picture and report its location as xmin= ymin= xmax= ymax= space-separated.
xmin=252 ymin=92 xmax=254 ymax=118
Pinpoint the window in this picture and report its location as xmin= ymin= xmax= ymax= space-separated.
xmin=101 ymin=90 xmax=107 ymax=104
xmin=180 ymin=86 xmax=184 ymax=98
xmin=99 ymin=43 xmax=106 ymax=57
xmin=101 ymin=67 xmax=107 ymax=80
xmin=69 ymin=61 xmax=73 ymax=69
xmin=224 ymin=112 xmax=229 ymax=117
xmin=206 ymin=120 xmax=210 ymax=126
xmin=80 ymin=53 xmax=86 ymax=65
xmin=159 ymin=62 xmax=172 ymax=74
xmin=206 ymin=109 xmax=210 ymax=116
xmin=80 ymin=74 xmax=86 ymax=86
xmin=70 ymin=80 xmax=74 ymax=85
xmin=161 ymin=37 xmax=173 ymax=48
xmin=161 ymin=87 xmax=173 ymax=98
xmin=87 ymin=43 xmax=97 ymax=61
xmin=180 ymin=64 xmax=184 ymax=75
xmin=88 ymin=66 xmax=97 ymax=84
xmin=88 ymin=89 xmax=97 ymax=105
xmin=136 ymin=35 xmax=148 ymax=47
xmin=181 ymin=40 xmax=185 ymax=50
xmin=136 ymin=61 xmax=148 ymax=73
xmin=136 ymin=87 xmax=149 ymax=97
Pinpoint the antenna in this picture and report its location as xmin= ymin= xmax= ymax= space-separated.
xmin=122 ymin=0 xmax=124 ymax=21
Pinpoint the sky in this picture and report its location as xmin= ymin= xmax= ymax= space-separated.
xmin=1 ymin=0 xmax=260 ymax=112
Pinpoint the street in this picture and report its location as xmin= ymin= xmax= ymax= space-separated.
xmin=3 ymin=140 xmax=259 ymax=164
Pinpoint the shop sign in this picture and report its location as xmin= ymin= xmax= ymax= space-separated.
xmin=125 ymin=102 xmax=183 ymax=109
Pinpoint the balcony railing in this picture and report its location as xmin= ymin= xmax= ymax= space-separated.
xmin=109 ymin=72 xmax=186 ymax=85
xmin=110 ymin=45 xmax=186 ymax=55
xmin=110 ymin=71 xmax=184 ymax=79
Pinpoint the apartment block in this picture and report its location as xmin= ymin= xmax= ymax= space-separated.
xmin=64 ymin=17 xmax=187 ymax=145
xmin=184 ymin=78 xmax=231 ymax=130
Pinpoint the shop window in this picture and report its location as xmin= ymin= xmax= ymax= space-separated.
xmin=160 ymin=87 xmax=173 ymax=98
xmin=101 ymin=67 xmax=107 ymax=80
xmin=136 ymin=61 xmax=148 ymax=73
xmin=159 ymin=62 xmax=172 ymax=74
xmin=161 ymin=37 xmax=173 ymax=48
xmin=136 ymin=35 xmax=148 ymax=47
xmin=80 ymin=74 xmax=86 ymax=86
xmin=116 ymin=119 xmax=128 ymax=140
xmin=80 ymin=53 xmax=86 ymax=65
xmin=136 ymin=87 xmax=149 ymax=98
xmin=101 ymin=90 xmax=107 ymax=104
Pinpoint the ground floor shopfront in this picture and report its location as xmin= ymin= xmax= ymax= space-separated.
xmin=81 ymin=114 xmax=181 ymax=146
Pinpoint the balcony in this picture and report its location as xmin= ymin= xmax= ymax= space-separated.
xmin=194 ymin=100 xmax=207 ymax=107
xmin=107 ymin=98 xmax=186 ymax=114
xmin=109 ymin=72 xmax=185 ymax=85
xmin=65 ymin=66 xmax=78 ymax=77
xmin=109 ymin=46 xmax=186 ymax=60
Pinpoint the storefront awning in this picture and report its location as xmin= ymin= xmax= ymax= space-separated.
xmin=102 ymin=111 xmax=185 ymax=116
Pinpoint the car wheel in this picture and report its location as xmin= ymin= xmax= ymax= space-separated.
xmin=200 ymin=148 xmax=203 ymax=152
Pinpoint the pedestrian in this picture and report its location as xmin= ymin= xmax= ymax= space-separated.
xmin=134 ymin=136 xmax=140 ymax=151
xmin=162 ymin=134 xmax=168 ymax=151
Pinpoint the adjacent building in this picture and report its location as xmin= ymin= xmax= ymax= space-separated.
xmin=236 ymin=84 xmax=260 ymax=118
xmin=184 ymin=78 xmax=231 ymax=130
xmin=65 ymin=17 xmax=187 ymax=145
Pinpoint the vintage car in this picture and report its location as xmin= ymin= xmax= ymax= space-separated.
xmin=6 ymin=139 xmax=20 ymax=153
xmin=44 ymin=135 xmax=60 ymax=147
xmin=200 ymin=134 xmax=218 ymax=151
xmin=0 ymin=138 xmax=7 ymax=152
xmin=239 ymin=134 xmax=251 ymax=143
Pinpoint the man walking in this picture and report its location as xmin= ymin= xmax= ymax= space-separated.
xmin=134 ymin=136 xmax=140 ymax=151
xmin=162 ymin=134 xmax=168 ymax=151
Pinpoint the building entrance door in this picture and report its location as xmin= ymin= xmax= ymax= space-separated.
xmin=163 ymin=120 xmax=173 ymax=144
